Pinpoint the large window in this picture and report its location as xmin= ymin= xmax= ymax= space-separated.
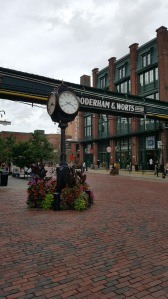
xmin=116 ymin=117 xmax=131 ymax=134
xmin=146 ymin=93 xmax=159 ymax=100
xmin=115 ymin=138 xmax=132 ymax=168
xmin=139 ymin=118 xmax=159 ymax=131
xmin=142 ymin=52 xmax=151 ymax=67
xmin=140 ymin=67 xmax=158 ymax=86
xmin=139 ymin=67 xmax=158 ymax=93
xmin=117 ymin=80 xmax=131 ymax=94
xmin=84 ymin=114 xmax=92 ymax=140
xmin=98 ymin=114 xmax=108 ymax=138
xmin=118 ymin=65 xmax=126 ymax=79
xmin=99 ymin=76 xmax=106 ymax=89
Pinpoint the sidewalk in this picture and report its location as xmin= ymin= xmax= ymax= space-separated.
xmin=87 ymin=168 xmax=168 ymax=180
xmin=0 ymin=173 xmax=168 ymax=298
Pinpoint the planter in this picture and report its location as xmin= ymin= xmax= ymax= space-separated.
xmin=109 ymin=168 xmax=119 ymax=175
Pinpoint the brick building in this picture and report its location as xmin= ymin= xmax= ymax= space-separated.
xmin=0 ymin=130 xmax=61 ymax=149
xmin=78 ymin=26 xmax=168 ymax=170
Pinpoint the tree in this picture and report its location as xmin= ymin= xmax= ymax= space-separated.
xmin=0 ymin=137 xmax=6 ymax=164
xmin=11 ymin=131 xmax=55 ymax=169
xmin=12 ymin=141 xmax=32 ymax=168
xmin=28 ymin=131 xmax=54 ymax=163
xmin=0 ymin=135 xmax=16 ymax=168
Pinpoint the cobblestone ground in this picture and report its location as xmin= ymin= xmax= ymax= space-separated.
xmin=0 ymin=174 xmax=168 ymax=299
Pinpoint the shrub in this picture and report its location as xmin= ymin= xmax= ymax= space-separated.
xmin=41 ymin=193 xmax=54 ymax=210
xmin=26 ymin=167 xmax=94 ymax=211
xmin=74 ymin=192 xmax=88 ymax=211
xmin=26 ymin=178 xmax=56 ymax=208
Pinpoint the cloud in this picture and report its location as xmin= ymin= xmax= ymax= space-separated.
xmin=0 ymin=0 xmax=167 ymax=133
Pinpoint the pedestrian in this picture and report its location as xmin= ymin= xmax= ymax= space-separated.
xmin=165 ymin=161 xmax=168 ymax=175
xmin=82 ymin=162 xmax=86 ymax=172
xmin=149 ymin=158 xmax=153 ymax=170
xmin=97 ymin=160 xmax=100 ymax=168
xmin=154 ymin=162 xmax=159 ymax=177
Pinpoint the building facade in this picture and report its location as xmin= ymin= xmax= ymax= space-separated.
xmin=78 ymin=26 xmax=168 ymax=170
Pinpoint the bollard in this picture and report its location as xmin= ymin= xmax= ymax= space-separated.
xmin=85 ymin=190 xmax=93 ymax=207
xmin=53 ymin=192 xmax=61 ymax=211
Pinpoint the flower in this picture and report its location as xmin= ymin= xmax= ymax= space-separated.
xmin=26 ymin=166 xmax=94 ymax=210
xmin=26 ymin=178 xmax=56 ymax=208
xmin=60 ymin=186 xmax=81 ymax=210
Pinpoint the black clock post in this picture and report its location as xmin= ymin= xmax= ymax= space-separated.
xmin=47 ymin=83 xmax=79 ymax=210
xmin=59 ymin=122 xmax=68 ymax=166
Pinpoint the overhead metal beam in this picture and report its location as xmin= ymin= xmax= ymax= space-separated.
xmin=0 ymin=66 xmax=168 ymax=119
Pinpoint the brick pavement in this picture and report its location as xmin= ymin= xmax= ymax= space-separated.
xmin=0 ymin=174 xmax=168 ymax=299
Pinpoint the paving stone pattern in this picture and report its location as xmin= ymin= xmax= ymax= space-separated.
xmin=0 ymin=174 xmax=168 ymax=299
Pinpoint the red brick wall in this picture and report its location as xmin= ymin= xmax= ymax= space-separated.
xmin=0 ymin=131 xmax=62 ymax=150
xmin=108 ymin=57 xmax=117 ymax=92
xmin=156 ymin=26 xmax=168 ymax=102
xmin=92 ymin=68 xmax=99 ymax=88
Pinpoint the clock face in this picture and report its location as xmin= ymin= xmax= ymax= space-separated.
xmin=59 ymin=91 xmax=79 ymax=115
xmin=47 ymin=92 xmax=57 ymax=116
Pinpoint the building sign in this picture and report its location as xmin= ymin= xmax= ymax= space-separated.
xmin=78 ymin=96 xmax=144 ymax=115
xmin=146 ymin=136 xmax=155 ymax=149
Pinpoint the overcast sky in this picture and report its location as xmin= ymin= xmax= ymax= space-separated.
xmin=0 ymin=0 xmax=168 ymax=134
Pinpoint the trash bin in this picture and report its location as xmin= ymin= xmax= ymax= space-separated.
xmin=135 ymin=165 xmax=139 ymax=171
xmin=0 ymin=171 xmax=9 ymax=186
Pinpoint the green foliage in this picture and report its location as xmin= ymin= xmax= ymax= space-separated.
xmin=0 ymin=135 xmax=16 ymax=165
xmin=28 ymin=131 xmax=54 ymax=163
xmin=41 ymin=193 xmax=54 ymax=210
xmin=10 ymin=131 xmax=54 ymax=168
xmin=60 ymin=186 xmax=81 ymax=210
xmin=74 ymin=192 xmax=87 ymax=211
xmin=0 ymin=137 xmax=6 ymax=164
xmin=12 ymin=141 xmax=31 ymax=168
xmin=0 ymin=130 xmax=55 ymax=168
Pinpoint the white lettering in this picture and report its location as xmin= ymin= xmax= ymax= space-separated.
xmin=79 ymin=97 xmax=143 ymax=114
xmin=116 ymin=103 xmax=134 ymax=112
xmin=111 ymin=102 xmax=116 ymax=109
xmin=93 ymin=99 xmax=98 ymax=106
xmin=105 ymin=101 xmax=110 ymax=108
xmin=102 ymin=101 xmax=106 ymax=108
xmin=97 ymin=100 xmax=102 ymax=107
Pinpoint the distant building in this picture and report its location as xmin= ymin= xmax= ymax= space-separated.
xmin=77 ymin=25 xmax=168 ymax=170
xmin=0 ymin=130 xmax=61 ymax=149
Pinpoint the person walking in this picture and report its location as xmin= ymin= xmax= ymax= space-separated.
xmin=97 ymin=160 xmax=100 ymax=168
xmin=154 ymin=162 xmax=159 ymax=177
xmin=82 ymin=162 xmax=86 ymax=172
